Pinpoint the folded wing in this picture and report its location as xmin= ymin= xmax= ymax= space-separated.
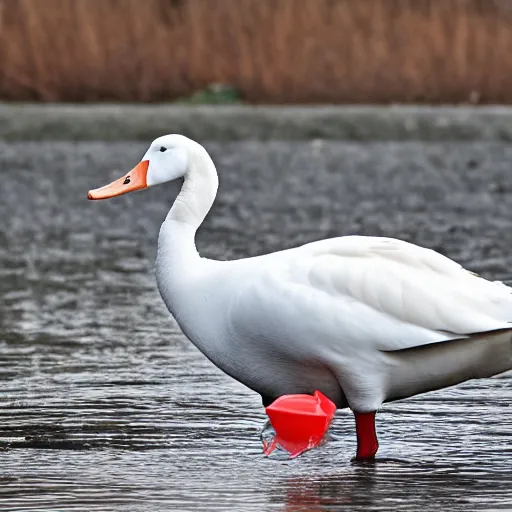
xmin=231 ymin=236 xmax=512 ymax=354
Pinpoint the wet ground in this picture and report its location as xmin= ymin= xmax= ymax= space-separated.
xmin=2 ymin=140 xmax=512 ymax=511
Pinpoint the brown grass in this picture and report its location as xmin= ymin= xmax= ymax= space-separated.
xmin=0 ymin=0 xmax=512 ymax=103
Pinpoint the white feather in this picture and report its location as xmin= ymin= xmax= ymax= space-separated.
xmin=146 ymin=135 xmax=512 ymax=413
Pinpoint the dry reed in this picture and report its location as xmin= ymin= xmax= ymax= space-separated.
xmin=0 ymin=0 xmax=511 ymax=103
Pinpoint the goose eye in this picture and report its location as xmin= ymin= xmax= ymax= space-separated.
xmin=159 ymin=146 xmax=167 ymax=152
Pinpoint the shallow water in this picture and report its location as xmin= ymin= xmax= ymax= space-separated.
xmin=2 ymin=140 xmax=512 ymax=511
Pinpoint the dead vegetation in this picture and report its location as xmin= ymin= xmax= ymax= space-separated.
xmin=0 ymin=0 xmax=511 ymax=103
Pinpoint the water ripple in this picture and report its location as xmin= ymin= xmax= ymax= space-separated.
xmin=1 ymin=141 xmax=512 ymax=510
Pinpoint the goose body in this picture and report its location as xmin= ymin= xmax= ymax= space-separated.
xmin=89 ymin=134 xmax=512 ymax=458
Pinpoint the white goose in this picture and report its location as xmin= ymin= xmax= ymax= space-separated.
xmin=89 ymin=135 xmax=512 ymax=460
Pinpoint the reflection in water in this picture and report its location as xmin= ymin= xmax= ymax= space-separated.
xmin=279 ymin=463 xmax=503 ymax=511
xmin=282 ymin=466 xmax=383 ymax=511
xmin=2 ymin=140 xmax=512 ymax=510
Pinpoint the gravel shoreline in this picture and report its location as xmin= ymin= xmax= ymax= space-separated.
xmin=2 ymin=104 xmax=512 ymax=141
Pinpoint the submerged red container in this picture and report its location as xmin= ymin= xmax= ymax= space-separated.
xmin=264 ymin=390 xmax=337 ymax=458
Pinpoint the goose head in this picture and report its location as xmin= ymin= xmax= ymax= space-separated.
xmin=88 ymin=134 xmax=204 ymax=200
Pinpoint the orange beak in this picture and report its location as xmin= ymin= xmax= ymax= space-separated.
xmin=88 ymin=160 xmax=149 ymax=200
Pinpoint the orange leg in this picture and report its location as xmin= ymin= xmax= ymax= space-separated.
xmin=354 ymin=411 xmax=379 ymax=460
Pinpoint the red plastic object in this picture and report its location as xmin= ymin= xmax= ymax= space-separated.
xmin=263 ymin=390 xmax=337 ymax=458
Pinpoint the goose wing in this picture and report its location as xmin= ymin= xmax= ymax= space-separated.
xmin=230 ymin=236 xmax=512 ymax=353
